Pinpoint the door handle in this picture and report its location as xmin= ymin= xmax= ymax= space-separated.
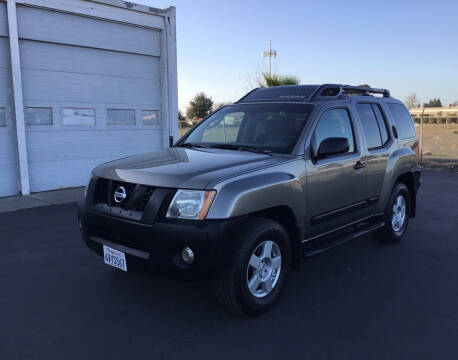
xmin=354 ymin=161 xmax=365 ymax=170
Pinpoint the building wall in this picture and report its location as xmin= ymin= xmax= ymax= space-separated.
xmin=409 ymin=107 xmax=458 ymax=124
xmin=0 ymin=0 xmax=178 ymax=196
xmin=0 ymin=2 xmax=19 ymax=197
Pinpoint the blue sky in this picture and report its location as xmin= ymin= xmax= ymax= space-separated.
xmin=137 ymin=0 xmax=458 ymax=110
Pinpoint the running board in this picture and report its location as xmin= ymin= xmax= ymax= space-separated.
xmin=303 ymin=222 xmax=385 ymax=258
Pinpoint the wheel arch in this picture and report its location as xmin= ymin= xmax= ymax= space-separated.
xmin=247 ymin=206 xmax=302 ymax=269
xmin=395 ymin=172 xmax=417 ymax=218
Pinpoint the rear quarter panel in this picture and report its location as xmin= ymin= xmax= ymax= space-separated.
xmin=377 ymin=100 xmax=419 ymax=213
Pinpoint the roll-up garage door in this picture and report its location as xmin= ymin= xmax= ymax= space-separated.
xmin=0 ymin=2 xmax=19 ymax=197
xmin=16 ymin=5 xmax=163 ymax=192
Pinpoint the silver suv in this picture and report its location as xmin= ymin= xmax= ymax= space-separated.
xmin=78 ymin=84 xmax=422 ymax=316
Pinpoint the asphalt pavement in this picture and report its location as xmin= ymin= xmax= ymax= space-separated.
xmin=1 ymin=171 xmax=457 ymax=360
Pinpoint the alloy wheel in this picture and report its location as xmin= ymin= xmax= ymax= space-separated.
xmin=246 ymin=240 xmax=282 ymax=298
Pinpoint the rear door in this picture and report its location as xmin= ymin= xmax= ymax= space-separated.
xmin=354 ymin=101 xmax=393 ymax=208
xmin=305 ymin=105 xmax=369 ymax=237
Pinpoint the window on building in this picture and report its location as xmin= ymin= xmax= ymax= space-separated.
xmin=0 ymin=108 xmax=6 ymax=127
xmin=25 ymin=107 xmax=53 ymax=126
xmin=142 ymin=110 xmax=160 ymax=126
xmin=62 ymin=108 xmax=95 ymax=126
xmin=311 ymin=108 xmax=355 ymax=156
xmin=387 ymin=103 xmax=416 ymax=139
xmin=107 ymin=109 xmax=135 ymax=125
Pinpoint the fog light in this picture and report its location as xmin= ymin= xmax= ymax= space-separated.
xmin=182 ymin=246 xmax=194 ymax=264
xmin=78 ymin=217 xmax=83 ymax=231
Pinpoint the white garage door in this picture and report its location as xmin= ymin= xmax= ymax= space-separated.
xmin=17 ymin=5 xmax=164 ymax=192
xmin=0 ymin=3 xmax=19 ymax=197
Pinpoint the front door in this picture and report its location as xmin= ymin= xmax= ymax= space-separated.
xmin=305 ymin=106 xmax=369 ymax=237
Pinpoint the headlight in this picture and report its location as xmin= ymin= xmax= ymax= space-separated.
xmin=166 ymin=189 xmax=216 ymax=220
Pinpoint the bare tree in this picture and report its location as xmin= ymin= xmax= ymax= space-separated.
xmin=404 ymin=93 xmax=420 ymax=108
xmin=213 ymin=102 xmax=230 ymax=111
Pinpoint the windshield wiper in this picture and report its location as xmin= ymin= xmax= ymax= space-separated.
xmin=177 ymin=143 xmax=209 ymax=149
xmin=209 ymin=143 xmax=272 ymax=155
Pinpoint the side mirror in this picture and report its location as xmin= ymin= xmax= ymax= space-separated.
xmin=316 ymin=137 xmax=349 ymax=159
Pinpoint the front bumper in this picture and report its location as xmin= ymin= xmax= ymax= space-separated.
xmin=78 ymin=200 xmax=238 ymax=280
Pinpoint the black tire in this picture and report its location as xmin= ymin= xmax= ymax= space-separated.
xmin=213 ymin=218 xmax=291 ymax=316
xmin=374 ymin=182 xmax=411 ymax=244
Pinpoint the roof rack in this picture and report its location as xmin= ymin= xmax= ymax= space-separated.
xmin=310 ymin=84 xmax=391 ymax=100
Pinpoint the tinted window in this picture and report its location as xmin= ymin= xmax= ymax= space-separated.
xmin=387 ymin=103 xmax=416 ymax=139
xmin=201 ymin=113 xmax=243 ymax=143
xmin=371 ymin=104 xmax=389 ymax=145
xmin=182 ymin=103 xmax=314 ymax=154
xmin=312 ymin=108 xmax=355 ymax=156
xmin=356 ymin=104 xmax=382 ymax=149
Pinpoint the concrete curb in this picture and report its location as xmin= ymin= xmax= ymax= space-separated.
xmin=0 ymin=187 xmax=84 ymax=213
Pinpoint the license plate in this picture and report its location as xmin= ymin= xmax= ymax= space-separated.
xmin=103 ymin=245 xmax=127 ymax=272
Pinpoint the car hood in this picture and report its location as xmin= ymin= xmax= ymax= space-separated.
xmin=93 ymin=147 xmax=288 ymax=189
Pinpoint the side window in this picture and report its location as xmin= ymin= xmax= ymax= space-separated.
xmin=371 ymin=104 xmax=389 ymax=145
xmin=312 ymin=108 xmax=355 ymax=156
xmin=356 ymin=103 xmax=382 ymax=149
xmin=387 ymin=103 xmax=416 ymax=139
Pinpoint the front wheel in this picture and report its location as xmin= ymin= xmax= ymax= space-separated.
xmin=213 ymin=218 xmax=291 ymax=316
xmin=374 ymin=182 xmax=411 ymax=243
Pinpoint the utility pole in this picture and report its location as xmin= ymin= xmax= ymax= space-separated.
xmin=263 ymin=40 xmax=277 ymax=76
xmin=420 ymin=107 xmax=424 ymax=165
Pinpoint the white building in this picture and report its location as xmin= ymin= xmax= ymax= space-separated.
xmin=0 ymin=0 xmax=178 ymax=197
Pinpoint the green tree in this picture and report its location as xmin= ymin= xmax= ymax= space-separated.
xmin=260 ymin=73 xmax=300 ymax=87
xmin=186 ymin=92 xmax=213 ymax=121
xmin=423 ymin=98 xmax=442 ymax=108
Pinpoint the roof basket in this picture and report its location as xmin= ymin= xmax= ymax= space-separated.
xmin=310 ymin=84 xmax=391 ymax=100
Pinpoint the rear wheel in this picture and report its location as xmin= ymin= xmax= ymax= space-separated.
xmin=213 ymin=218 xmax=291 ymax=316
xmin=374 ymin=182 xmax=410 ymax=243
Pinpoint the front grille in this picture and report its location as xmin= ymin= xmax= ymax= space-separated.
xmin=136 ymin=187 xmax=155 ymax=211
xmin=94 ymin=178 xmax=110 ymax=204
xmin=92 ymin=178 xmax=155 ymax=214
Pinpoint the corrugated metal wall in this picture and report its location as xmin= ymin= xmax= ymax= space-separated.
xmin=0 ymin=0 xmax=178 ymax=196
xmin=16 ymin=5 xmax=164 ymax=192
xmin=0 ymin=2 xmax=19 ymax=197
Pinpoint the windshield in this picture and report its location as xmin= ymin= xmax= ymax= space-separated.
xmin=178 ymin=103 xmax=314 ymax=154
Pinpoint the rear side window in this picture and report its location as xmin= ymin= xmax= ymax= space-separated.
xmin=356 ymin=104 xmax=382 ymax=149
xmin=371 ymin=104 xmax=389 ymax=144
xmin=387 ymin=103 xmax=416 ymax=139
